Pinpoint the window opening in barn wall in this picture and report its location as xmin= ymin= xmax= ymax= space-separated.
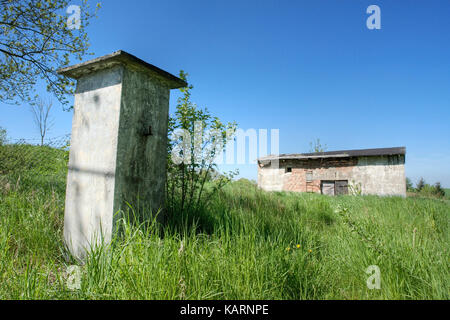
xmin=286 ymin=167 xmax=292 ymax=173
xmin=306 ymin=170 xmax=313 ymax=192
xmin=306 ymin=171 xmax=313 ymax=182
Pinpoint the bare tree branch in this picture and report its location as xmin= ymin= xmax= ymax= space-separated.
xmin=30 ymin=97 xmax=53 ymax=145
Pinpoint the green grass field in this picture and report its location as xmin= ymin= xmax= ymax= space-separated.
xmin=0 ymin=145 xmax=448 ymax=299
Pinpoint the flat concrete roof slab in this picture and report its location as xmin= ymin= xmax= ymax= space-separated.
xmin=57 ymin=50 xmax=187 ymax=89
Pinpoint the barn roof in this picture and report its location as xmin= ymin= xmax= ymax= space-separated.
xmin=257 ymin=146 xmax=406 ymax=162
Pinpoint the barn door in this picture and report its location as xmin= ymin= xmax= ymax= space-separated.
xmin=335 ymin=180 xmax=349 ymax=195
xmin=321 ymin=181 xmax=335 ymax=196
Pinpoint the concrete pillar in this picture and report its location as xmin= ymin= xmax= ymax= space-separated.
xmin=57 ymin=51 xmax=186 ymax=260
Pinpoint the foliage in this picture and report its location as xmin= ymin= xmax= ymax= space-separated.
xmin=417 ymin=183 xmax=446 ymax=199
xmin=408 ymin=177 xmax=447 ymax=199
xmin=416 ymin=177 xmax=426 ymax=192
xmin=418 ymin=184 xmax=438 ymax=198
xmin=309 ymin=138 xmax=327 ymax=153
xmin=166 ymin=71 xmax=237 ymax=218
xmin=0 ymin=0 xmax=100 ymax=106
xmin=433 ymin=182 xmax=445 ymax=198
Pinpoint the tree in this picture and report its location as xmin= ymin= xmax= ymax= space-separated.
xmin=166 ymin=71 xmax=237 ymax=217
xmin=433 ymin=182 xmax=445 ymax=198
xmin=0 ymin=0 xmax=100 ymax=107
xmin=29 ymin=97 xmax=53 ymax=145
xmin=416 ymin=177 xmax=426 ymax=192
xmin=309 ymin=138 xmax=327 ymax=153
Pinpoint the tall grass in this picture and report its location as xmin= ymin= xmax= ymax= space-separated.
xmin=0 ymin=146 xmax=448 ymax=299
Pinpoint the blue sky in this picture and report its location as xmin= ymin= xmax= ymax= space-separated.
xmin=1 ymin=0 xmax=449 ymax=186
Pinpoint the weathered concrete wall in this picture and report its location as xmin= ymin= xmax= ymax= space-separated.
xmin=258 ymin=155 xmax=406 ymax=196
xmin=64 ymin=65 xmax=123 ymax=260
xmin=351 ymin=156 xmax=406 ymax=196
xmin=113 ymin=67 xmax=170 ymax=223
xmin=61 ymin=51 xmax=186 ymax=261
xmin=257 ymin=166 xmax=285 ymax=191
xmin=64 ymin=65 xmax=172 ymax=259
xmin=64 ymin=65 xmax=174 ymax=260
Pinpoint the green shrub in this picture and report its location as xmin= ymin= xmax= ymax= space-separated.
xmin=433 ymin=182 xmax=446 ymax=198
xmin=166 ymin=71 xmax=237 ymax=219
xmin=418 ymin=183 xmax=445 ymax=199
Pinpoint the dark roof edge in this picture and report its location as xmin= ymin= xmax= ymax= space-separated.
xmin=57 ymin=50 xmax=187 ymax=89
xmin=258 ymin=146 xmax=406 ymax=161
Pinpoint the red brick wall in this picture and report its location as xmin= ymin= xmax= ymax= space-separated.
xmin=280 ymin=157 xmax=357 ymax=193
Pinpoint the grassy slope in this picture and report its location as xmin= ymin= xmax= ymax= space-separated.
xmin=0 ymin=146 xmax=448 ymax=299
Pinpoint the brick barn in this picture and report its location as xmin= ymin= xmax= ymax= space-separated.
xmin=257 ymin=147 xmax=406 ymax=196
